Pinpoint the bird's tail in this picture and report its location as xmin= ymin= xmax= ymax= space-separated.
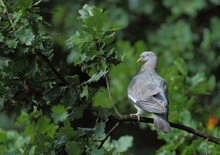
xmin=153 ymin=114 xmax=171 ymax=133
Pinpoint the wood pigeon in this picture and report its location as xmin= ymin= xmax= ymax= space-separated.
xmin=128 ymin=51 xmax=171 ymax=133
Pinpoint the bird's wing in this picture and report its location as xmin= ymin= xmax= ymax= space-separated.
xmin=128 ymin=69 xmax=170 ymax=112
xmin=128 ymin=74 xmax=166 ymax=113
xmin=138 ymin=97 xmax=166 ymax=113
xmin=128 ymin=75 xmax=157 ymax=100
xmin=152 ymin=76 xmax=169 ymax=107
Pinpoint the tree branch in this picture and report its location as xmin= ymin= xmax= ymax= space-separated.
xmin=34 ymin=77 xmax=59 ymax=83
xmin=98 ymin=122 xmax=120 ymax=149
xmin=0 ymin=0 xmax=13 ymax=27
xmin=36 ymin=51 xmax=68 ymax=85
xmin=110 ymin=115 xmax=220 ymax=145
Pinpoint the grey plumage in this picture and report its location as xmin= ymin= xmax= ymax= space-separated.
xmin=128 ymin=51 xmax=171 ymax=133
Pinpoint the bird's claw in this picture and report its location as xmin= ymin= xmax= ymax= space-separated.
xmin=130 ymin=113 xmax=140 ymax=121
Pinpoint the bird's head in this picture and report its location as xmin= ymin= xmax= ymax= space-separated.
xmin=137 ymin=51 xmax=157 ymax=62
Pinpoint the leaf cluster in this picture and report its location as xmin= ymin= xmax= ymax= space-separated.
xmin=66 ymin=4 xmax=123 ymax=81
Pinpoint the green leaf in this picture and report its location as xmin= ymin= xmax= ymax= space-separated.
xmin=65 ymin=75 xmax=80 ymax=84
xmin=34 ymin=134 xmax=52 ymax=154
xmin=0 ymin=95 xmax=4 ymax=110
xmin=5 ymin=39 xmax=18 ymax=49
xmin=0 ymin=33 xmax=4 ymax=42
xmin=189 ymin=72 xmax=205 ymax=87
xmin=15 ymin=0 xmax=33 ymax=9
xmin=56 ymin=120 xmax=74 ymax=140
xmin=104 ymin=135 xmax=134 ymax=154
xmin=4 ymin=148 xmax=20 ymax=155
xmin=51 ymin=105 xmax=68 ymax=124
xmin=0 ymin=130 xmax=7 ymax=142
xmin=86 ymin=70 xmax=108 ymax=83
xmin=0 ymin=145 xmax=7 ymax=153
xmin=78 ymin=4 xmax=94 ymax=21
xmin=103 ymin=31 xmax=115 ymax=44
xmin=91 ymin=148 xmax=104 ymax=155
xmin=163 ymin=0 xmax=206 ymax=17
xmin=180 ymin=139 xmax=201 ymax=155
xmin=97 ymin=107 xmax=110 ymax=121
xmin=113 ymin=135 xmax=133 ymax=153
xmin=210 ymin=17 xmax=220 ymax=47
xmin=15 ymin=28 xmax=35 ymax=46
xmin=61 ymin=88 xmax=78 ymax=106
xmin=174 ymin=57 xmax=188 ymax=76
xmin=134 ymin=40 xmax=147 ymax=53
xmin=201 ymin=28 xmax=211 ymax=49
xmin=36 ymin=116 xmax=56 ymax=137
xmin=93 ymin=121 xmax=106 ymax=140
xmin=189 ymin=75 xmax=216 ymax=94
xmin=17 ymin=112 xmax=28 ymax=124
xmin=93 ymin=89 xmax=111 ymax=108
xmin=210 ymin=0 xmax=220 ymax=5
xmin=66 ymin=31 xmax=91 ymax=50
xmin=66 ymin=141 xmax=83 ymax=155
xmin=71 ymin=104 xmax=86 ymax=120
xmin=80 ymin=85 xmax=89 ymax=100
xmin=181 ymin=110 xmax=191 ymax=125
xmin=43 ymin=86 xmax=62 ymax=101
xmin=84 ymin=8 xmax=108 ymax=32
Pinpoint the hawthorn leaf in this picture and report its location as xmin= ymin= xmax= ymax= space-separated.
xmin=66 ymin=141 xmax=83 ymax=155
xmin=93 ymin=121 xmax=106 ymax=140
xmin=16 ymin=28 xmax=35 ymax=46
xmin=86 ymin=70 xmax=108 ymax=83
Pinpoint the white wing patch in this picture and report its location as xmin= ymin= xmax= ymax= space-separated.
xmin=128 ymin=95 xmax=137 ymax=103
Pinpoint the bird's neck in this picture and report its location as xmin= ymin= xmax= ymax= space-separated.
xmin=141 ymin=60 xmax=157 ymax=71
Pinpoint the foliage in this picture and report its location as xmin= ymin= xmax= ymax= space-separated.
xmin=66 ymin=4 xmax=123 ymax=78
xmin=1 ymin=0 xmax=220 ymax=155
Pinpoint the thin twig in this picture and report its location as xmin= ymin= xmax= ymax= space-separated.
xmin=98 ymin=122 xmax=120 ymax=149
xmin=34 ymin=77 xmax=59 ymax=83
xmin=206 ymin=138 xmax=209 ymax=155
xmin=0 ymin=0 xmax=13 ymax=26
xmin=33 ymin=0 xmax=42 ymax=6
xmin=110 ymin=115 xmax=220 ymax=145
xmin=36 ymin=50 xmax=68 ymax=85
xmin=105 ymin=76 xmax=120 ymax=116
xmin=76 ymin=133 xmax=87 ymax=142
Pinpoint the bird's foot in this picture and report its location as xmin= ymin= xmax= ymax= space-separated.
xmin=130 ymin=113 xmax=140 ymax=121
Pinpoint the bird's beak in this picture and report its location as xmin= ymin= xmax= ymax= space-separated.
xmin=137 ymin=57 xmax=143 ymax=62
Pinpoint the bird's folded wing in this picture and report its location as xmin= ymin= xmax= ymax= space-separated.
xmin=128 ymin=77 xmax=158 ymax=97
xmin=138 ymin=97 xmax=166 ymax=114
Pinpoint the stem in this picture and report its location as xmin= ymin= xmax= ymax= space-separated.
xmin=205 ymin=138 xmax=209 ymax=155
xmin=36 ymin=51 xmax=68 ymax=85
xmin=0 ymin=0 xmax=13 ymax=26
xmin=98 ymin=122 xmax=120 ymax=149
xmin=105 ymin=76 xmax=120 ymax=116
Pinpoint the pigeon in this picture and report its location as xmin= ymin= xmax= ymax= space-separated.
xmin=128 ymin=51 xmax=171 ymax=133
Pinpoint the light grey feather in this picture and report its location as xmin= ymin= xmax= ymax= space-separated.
xmin=154 ymin=114 xmax=171 ymax=133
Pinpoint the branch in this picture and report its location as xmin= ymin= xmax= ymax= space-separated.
xmin=110 ymin=115 xmax=220 ymax=145
xmin=0 ymin=0 xmax=13 ymax=26
xmin=98 ymin=122 xmax=120 ymax=149
xmin=34 ymin=77 xmax=59 ymax=83
xmin=105 ymin=76 xmax=120 ymax=116
xmin=36 ymin=51 xmax=68 ymax=85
